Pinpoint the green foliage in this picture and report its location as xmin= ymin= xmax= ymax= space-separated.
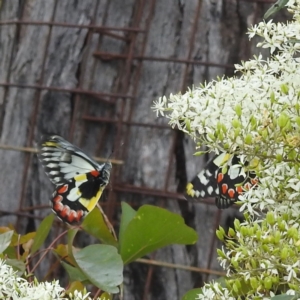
xmin=74 ymin=245 xmax=123 ymax=293
xmin=0 ymin=230 xmax=14 ymax=253
xmin=181 ymin=288 xmax=203 ymax=300
xmin=119 ymin=202 xmax=137 ymax=246
xmin=31 ymin=214 xmax=54 ymax=255
xmin=264 ymin=0 xmax=289 ymax=19
xmin=119 ymin=204 xmax=198 ymax=264
xmin=81 ymin=208 xmax=118 ymax=247
xmin=271 ymin=295 xmax=300 ymax=300
xmin=0 ymin=202 xmax=197 ymax=298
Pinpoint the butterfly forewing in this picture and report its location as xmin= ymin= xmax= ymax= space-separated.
xmin=185 ymin=155 xmax=220 ymax=200
xmin=38 ymin=134 xmax=112 ymax=224
xmin=38 ymin=135 xmax=99 ymax=185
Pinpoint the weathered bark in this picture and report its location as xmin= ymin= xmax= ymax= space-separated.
xmin=0 ymin=0 xmax=289 ymax=299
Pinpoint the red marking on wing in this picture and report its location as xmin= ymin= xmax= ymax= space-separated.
xmin=52 ymin=195 xmax=64 ymax=212
xmin=236 ymin=186 xmax=243 ymax=194
xmin=53 ymin=195 xmax=63 ymax=203
xmin=228 ymin=188 xmax=235 ymax=199
xmin=67 ymin=210 xmax=84 ymax=223
xmin=76 ymin=210 xmax=84 ymax=222
xmin=59 ymin=206 xmax=70 ymax=218
xmin=90 ymin=170 xmax=100 ymax=177
xmin=51 ymin=192 xmax=85 ymax=224
xmin=57 ymin=184 xmax=68 ymax=194
xmin=251 ymin=178 xmax=259 ymax=185
xmin=217 ymin=173 xmax=224 ymax=183
xmin=68 ymin=210 xmax=77 ymax=223
xmin=222 ymin=183 xmax=228 ymax=194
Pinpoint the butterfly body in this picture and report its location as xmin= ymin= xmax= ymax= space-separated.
xmin=185 ymin=153 xmax=258 ymax=209
xmin=38 ymin=135 xmax=111 ymax=224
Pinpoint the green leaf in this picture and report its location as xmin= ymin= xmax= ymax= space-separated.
xmin=119 ymin=202 xmax=137 ymax=246
xmin=120 ymin=205 xmax=198 ymax=264
xmin=74 ymin=244 xmax=123 ymax=294
xmin=11 ymin=232 xmax=36 ymax=246
xmin=67 ymin=228 xmax=79 ymax=266
xmin=100 ymin=292 xmax=112 ymax=300
xmin=0 ymin=231 xmax=14 ymax=254
xmin=81 ymin=208 xmax=118 ymax=247
xmin=31 ymin=214 xmax=54 ymax=255
xmin=65 ymin=281 xmax=85 ymax=295
xmin=264 ymin=0 xmax=288 ymax=19
xmin=181 ymin=288 xmax=203 ymax=300
xmin=5 ymin=258 xmax=26 ymax=276
xmin=193 ymin=151 xmax=207 ymax=156
xmin=61 ymin=261 xmax=89 ymax=283
xmin=3 ymin=246 xmax=17 ymax=259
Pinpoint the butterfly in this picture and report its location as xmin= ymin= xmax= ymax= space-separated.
xmin=38 ymin=134 xmax=112 ymax=224
xmin=185 ymin=153 xmax=258 ymax=208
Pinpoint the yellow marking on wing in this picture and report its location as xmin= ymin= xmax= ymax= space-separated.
xmin=186 ymin=183 xmax=195 ymax=197
xmin=43 ymin=141 xmax=58 ymax=147
xmin=79 ymin=186 xmax=105 ymax=212
xmin=74 ymin=174 xmax=88 ymax=182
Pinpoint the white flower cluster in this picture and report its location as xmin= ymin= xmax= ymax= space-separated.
xmin=195 ymin=282 xmax=235 ymax=300
xmin=0 ymin=259 xmax=97 ymax=300
xmin=0 ymin=258 xmax=64 ymax=299
xmin=153 ymin=1 xmax=300 ymax=160
xmin=152 ymin=0 xmax=300 ymax=299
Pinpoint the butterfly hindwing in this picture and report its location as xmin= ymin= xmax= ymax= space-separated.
xmin=51 ymin=173 xmax=108 ymax=224
xmin=38 ymin=134 xmax=112 ymax=224
xmin=185 ymin=153 xmax=258 ymax=209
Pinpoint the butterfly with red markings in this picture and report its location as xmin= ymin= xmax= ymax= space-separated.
xmin=185 ymin=153 xmax=258 ymax=208
xmin=38 ymin=134 xmax=112 ymax=224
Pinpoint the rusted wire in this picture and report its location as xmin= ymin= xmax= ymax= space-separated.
xmin=136 ymin=258 xmax=226 ymax=276
xmin=0 ymin=82 xmax=134 ymax=100
xmin=0 ymin=20 xmax=145 ymax=33
xmin=0 ymin=144 xmax=123 ymax=165
xmin=94 ymin=51 xmax=235 ymax=69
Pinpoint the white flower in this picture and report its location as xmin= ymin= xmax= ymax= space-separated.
xmin=0 ymin=259 xmax=98 ymax=300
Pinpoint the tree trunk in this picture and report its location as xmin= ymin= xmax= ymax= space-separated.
xmin=0 ymin=0 xmax=289 ymax=299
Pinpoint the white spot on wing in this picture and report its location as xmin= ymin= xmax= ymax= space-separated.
xmin=200 ymin=191 xmax=206 ymax=197
xmin=46 ymin=163 xmax=58 ymax=168
xmin=49 ymin=170 xmax=60 ymax=176
xmin=228 ymin=167 xmax=240 ymax=179
xmin=207 ymin=186 xmax=214 ymax=195
xmin=67 ymin=187 xmax=81 ymax=201
xmin=198 ymin=172 xmax=209 ymax=185
xmin=53 ymin=177 xmax=62 ymax=183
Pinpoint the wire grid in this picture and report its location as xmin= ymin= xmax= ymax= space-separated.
xmin=0 ymin=0 xmax=277 ymax=298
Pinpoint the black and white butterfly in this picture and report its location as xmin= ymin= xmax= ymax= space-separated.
xmin=38 ymin=134 xmax=112 ymax=224
xmin=185 ymin=153 xmax=258 ymax=208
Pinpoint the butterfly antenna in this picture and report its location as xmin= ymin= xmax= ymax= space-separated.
xmin=105 ymin=148 xmax=114 ymax=164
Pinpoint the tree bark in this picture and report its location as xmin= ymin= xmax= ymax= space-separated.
xmin=0 ymin=0 xmax=289 ymax=299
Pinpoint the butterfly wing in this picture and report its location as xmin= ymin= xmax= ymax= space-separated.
xmin=51 ymin=170 xmax=111 ymax=224
xmin=215 ymin=155 xmax=258 ymax=208
xmin=185 ymin=153 xmax=258 ymax=209
xmin=38 ymin=134 xmax=100 ymax=185
xmin=38 ymin=134 xmax=112 ymax=224
xmin=185 ymin=155 xmax=220 ymax=200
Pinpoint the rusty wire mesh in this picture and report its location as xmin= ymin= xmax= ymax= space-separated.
xmin=0 ymin=0 xmax=281 ymax=298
